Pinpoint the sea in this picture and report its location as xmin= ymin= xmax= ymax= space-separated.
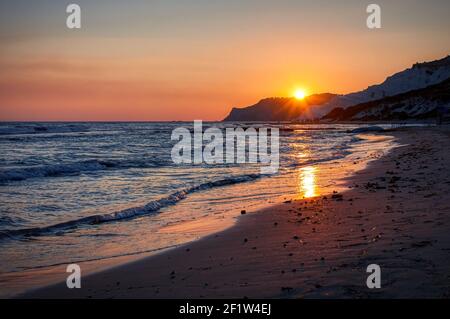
xmin=0 ymin=122 xmax=402 ymax=288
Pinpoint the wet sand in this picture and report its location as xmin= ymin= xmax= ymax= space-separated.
xmin=21 ymin=126 xmax=450 ymax=298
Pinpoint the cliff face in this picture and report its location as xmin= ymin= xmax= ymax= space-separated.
xmin=223 ymin=55 xmax=450 ymax=122
xmin=322 ymin=78 xmax=450 ymax=121
xmin=223 ymin=93 xmax=336 ymax=121
xmin=309 ymin=55 xmax=450 ymax=119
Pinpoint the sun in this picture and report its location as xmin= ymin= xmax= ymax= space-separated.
xmin=294 ymin=89 xmax=307 ymax=100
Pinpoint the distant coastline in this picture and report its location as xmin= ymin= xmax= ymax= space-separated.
xmin=224 ymin=55 xmax=450 ymax=123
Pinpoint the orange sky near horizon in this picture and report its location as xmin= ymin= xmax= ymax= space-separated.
xmin=1 ymin=0 xmax=449 ymax=121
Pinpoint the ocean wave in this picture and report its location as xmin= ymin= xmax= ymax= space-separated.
xmin=0 ymin=215 xmax=27 ymax=227
xmin=0 ymin=174 xmax=261 ymax=240
xmin=0 ymin=124 xmax=92 ymax=136
xmin=348 ymin=126 xmax=385 ymax=133
xmin=0 ymin=158 xmax=167 ymax=183
xmin=0 ymin=160 xmax=110 ymax=182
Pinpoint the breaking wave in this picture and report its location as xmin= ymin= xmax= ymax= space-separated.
xmin=0 ymin=159 xmax=166 ymax=183
xmin=0 ymin=173 xmax=261 ymax=240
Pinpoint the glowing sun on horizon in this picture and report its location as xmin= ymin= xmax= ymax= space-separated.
xmin=294 ymin=89 xmax=307 ymax=100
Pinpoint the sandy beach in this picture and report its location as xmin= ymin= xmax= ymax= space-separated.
xmin=20 ymin=126 xmax=450 ymax=299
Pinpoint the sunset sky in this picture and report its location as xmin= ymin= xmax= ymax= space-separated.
xmin=1 ymin=0 xmax=449 ymax=121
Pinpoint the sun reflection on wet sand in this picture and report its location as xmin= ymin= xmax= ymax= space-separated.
xmin=299 ymin=166 xmax=317 ymax=198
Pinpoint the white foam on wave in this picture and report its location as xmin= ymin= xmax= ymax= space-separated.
xmin=0 ymin=174 xmax=261 ymax=240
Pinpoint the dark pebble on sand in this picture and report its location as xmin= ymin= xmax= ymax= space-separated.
xmin=241 ymin=210 xmax=246 ymax=215
xmin=332 ymin=193 xmax=343 ymax=200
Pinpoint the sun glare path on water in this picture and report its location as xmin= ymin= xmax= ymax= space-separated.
xmin=299 ymin=166 xmax=317 ymax=198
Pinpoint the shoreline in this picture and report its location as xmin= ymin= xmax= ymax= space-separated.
xmin=1 ymin=128 xmax=393 ymax=298
xmin=18 ymin=126 xmax=450 ymax=298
